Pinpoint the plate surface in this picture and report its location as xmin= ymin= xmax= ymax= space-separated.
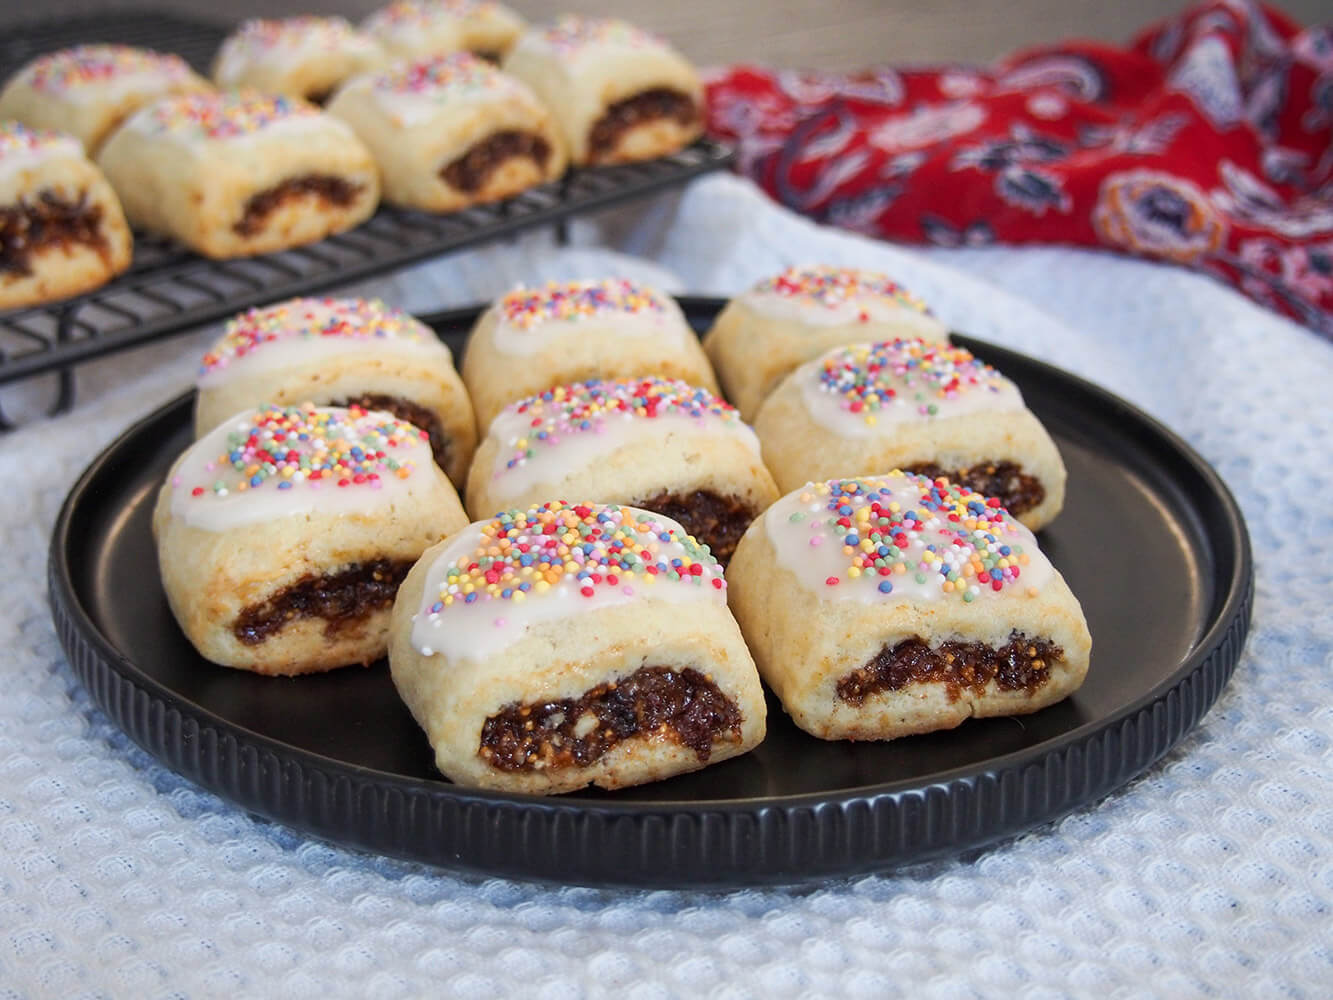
xmin=49 ymin=298 xmax=1253 ymax=887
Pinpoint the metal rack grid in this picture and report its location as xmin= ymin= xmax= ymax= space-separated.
xmin=0 ymin=12 xmax=734 ymax=425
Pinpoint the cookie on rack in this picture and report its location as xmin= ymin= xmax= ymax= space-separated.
xmin=753 ymin=337 xmax=1066 ymax=530
xmin=0 ymin=122 xmax=132 ymax=310
xmin=154 ymin=402 xmax=469 ymax=675
xmin=703 ymin=266 xmax=950 ymax=420
xmin=326 ymin=52 xmax=564 ymax=213
xmin=389 ymin=500 xmax=766 ymax=794
xmin=212 ymin=17 xmax=385 ymax=103
xmin=0 ymin=44 xmax=212 ymax=154
xmin=465 ymin=376 xmax=778 ymax=564
xmin=726 ymin=473 xmax=1091 ymax=741
xmin=96 ymin=91 xmax=379 ymax=259
xmin=362 ymin=0 xmax=526 ymax=64
xmin=460 ymin=278 xmax=719 ymax=432
xmin=502 ymin=16 xmax=703 ymax=165
xmin=193 ymin=297 xmax=477 ymax=487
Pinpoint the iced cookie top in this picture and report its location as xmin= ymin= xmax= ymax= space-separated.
xmin=0 ymin=121 xmax=83 ymax=182
xmin=520 ymin=16 xmax=665 ymax=59
xmin=347 ymin=52 xmax=535 ymax=126
xmin=740 ymin=266 xmax=941 ymax=329
xmin=168 ymin=403 xmax=433 ymax=531
xmin=411 ymin=501 xmax=726 ymax=659
xmin=363 ymin=0 xmax=523 ymax=45
xmin=488 ymin=278 xmax=686 ymax=353
xmin=17 ymin=45 xmax=198 ymax=103
xmin=484 ymin=377 xmax=758 ymax=499
xmin=798 ymin=338 xmax=1024 ymax=437
xmin=128 ymin=91 xmax=327 ymax=145
xmin=197 ymin=297 xmax=449 ymax=386
xmin=764 ymin=473 xmax=1052 ymax=605
xmin=214 ymin=17 xmax=381 ymax=83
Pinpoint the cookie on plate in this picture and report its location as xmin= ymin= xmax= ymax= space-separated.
xmin=154 ymin=402 xmax=468 ymax=675
xmin=96 ymin=91 xmax=379 ymax=259
xmin=703 ymin=266 xmax=949 ymax=420
xmin=754 ymin=338 xmax=1065 ymax=530
xmin=212 ymin=17 xmax=385 ymax=103
xmin=726 ymin=473 xmax=1091 ymax=741
xmin=502 ymin=16 xmax=703 ymax=165
xmin=389 ymin=500 xmax=766 ymax=794
xmin=362 ymin=0 xmax=526 ymax=64
xmin=0 ymin=44 xmax=212 ymax=154
xmin=193 ymin=297 xmax=477 ymax=487
xmin=0 ymin=122 xmax=132 ymax=309
xmin=460 ymin=278 xmax=719 ymax=432
xmin=465 ymin=376 xmax=778 ymax=564
xmin=326 ymin=52 xmax=564 ymax=213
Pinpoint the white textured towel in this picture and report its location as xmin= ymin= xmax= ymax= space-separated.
xmin=2 ymin=173 xmax=1330 ymax=999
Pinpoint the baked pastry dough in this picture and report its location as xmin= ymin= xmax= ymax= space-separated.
xmin=704 ymin=266 xmax=950 ymax=420
xmin=754 ymin=337 xmax=1066 ymax=530
xmin=212 ymin=17 xmax=385 ymax=103
xmin=97 ymin=92 xmax=380 ymax=259
xmin=362 ymin=0 xmax=526 ymax=64
xmin=326 ymin=52 xmax=564 ymax=213
xmin=461 ymin=278 xmax=719 ymax=432
xmin=154 ymin=402 xmax=468 ymax=675
xmin=193 ymin=296 xmax=477 ymax=487
xmin=389 ymin=501 xmax=766 ymax=794
xmin=726 ymin=473 xmax=1091 ymax=741
xmin=0 ymin=44 xmax=211 ymax=154
xmin=502 ymin=16 xmax=703 ymax=165
xmin=465 ymin=376 xmax=778 ymax=564
xmin=0 ymin=122 xmax=132 ymax=309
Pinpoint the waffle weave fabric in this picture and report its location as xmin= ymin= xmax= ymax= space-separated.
xmin=1 ymin=174 xmax=1330 ymax=999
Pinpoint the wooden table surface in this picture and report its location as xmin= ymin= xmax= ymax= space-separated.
xmin=0 ymin=0 xmax=1322 ymax=69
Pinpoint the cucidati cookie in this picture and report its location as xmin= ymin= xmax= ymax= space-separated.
xmin=502 ymin=16 xmax=703 ymax=165
xmin=327 ymin=52 xmax=564 ymax=213
xmin=0 ymin=44 xmax=212 ymax=154
xmin=726 ymin=473 xmax=1091 ymax=741
xmin=389 ymin=501 xmax=767 ymax=794
xmin=753 ymin=337 xmax=1066 ymax=530
xmin=0 ymin=122 xmax=132 ymax=309
xmin=212 ymin=17 xmax=384 ymax=103
xmin=465 ymin=376 xmax=778 ymax=565
xmin=193 ymin=297 xmax=477 ymax=487
xmin=703 ymin=266 xmax=949 ymax=420
xmin=362 ymin=0 xmax=526 ymax=65
xmin=153 ymin=403 xmax=468 ymax=675
xmin=460 ymin=278 xmax=719 ymax=432
xmin=96 ymin=92 xmax=380 ymax=259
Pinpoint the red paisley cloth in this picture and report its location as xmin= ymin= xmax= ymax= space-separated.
xmin=705 ymin=1 xmax=1333 ymax=335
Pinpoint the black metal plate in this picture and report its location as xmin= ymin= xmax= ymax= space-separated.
xmin=48 ymin=298 xmax=1252 ymax=887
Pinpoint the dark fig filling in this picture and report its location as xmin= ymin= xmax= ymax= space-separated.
xmin=471 ymin=49 xmax=503 ymax=64
xmin=902 ymin=460 xmax=1046 ymax=516
xmin=440 ymin=129 xmax=552 ymax=194
xmin=586 ymin=87 xmax=698 ymax=161
xmin=233 ymin=174 xmax=364 ymax=237
xmin=329 ymin=393 xmax=450 ymax=472
xmin=836 ymin=632 xmax=1063 ymax=705
xmin=2 ymin=189 xmax=107 ymax=277
xmin=479 ymin=665 xmax=741 ymax=772
xmin=631 ymin=489 xmax=756 ymax=567
xmin=232 ymin=557 xmax=414 ymax=645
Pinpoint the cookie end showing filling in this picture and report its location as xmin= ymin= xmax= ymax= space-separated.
xmin=440 ymin=130 xmax=552 ymax=194
xmin=902 ymin=461 xmax=1046 ymax=518
xmin=233 ymin=174 xmax=364 ymax=237
xmin=586 ymin=88 xmax=698 ymax=163
xmin=2 ymin=190 xmax=108 ymax=278
xmin=837 ymin=633 xmax=1063 ymax=706
xmin=478 ymin=665 xmax=742 ymax=773
xmin=232 ymin=557 xmax=414 ymax=646
xmin=631 ymin=489 xmax=756 ymax=568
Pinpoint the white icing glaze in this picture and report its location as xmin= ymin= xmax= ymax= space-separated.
xmin=0 ymin=128 xmax=84 ymax=188
xmin=343 ymin=55 xmax=533 ymax=129
xmin=196 ymin=297 xmax=452 ymax=388
xmin=796 ymin=339 xmax=1025 ymax=438
xmin=16 ymin=45 xmax=196 ymax=108
xmin=215 ymin=18 xmax=381 ymax=86
xmin=119 ymin=94 xmax=340 ymax=153
xmin=764 ymin=473 xmax=1052 ymax=605
xmin=168 ymin=404 xmax=436 ymax=532
xmin=487 ymin=279 xmax=690 ymax=356
xmin=484 ymin=377 xmax=760 ymax=500
xmin=363 ymin=0 xmax=520 ymax=52
xmin=739 ymin=266 xmax=944 ymax=332
xmin=410 ymin=503 xmax=727 ymax=661
xmin=513 ymin=17 xmax=668 ymax=71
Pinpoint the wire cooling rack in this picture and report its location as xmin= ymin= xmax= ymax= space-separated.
xmin=0 ymin=11 xmax=734 ymax=427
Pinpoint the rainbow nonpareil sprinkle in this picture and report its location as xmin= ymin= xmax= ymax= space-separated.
xmin=228 ymin=16 xmax=366 ymax=53
xmin=0 ymin=121 xmax=76 ymax=158
xmin=538 ymin=16 xmax=658 ymax=53
xmin=145 ymin=91 xmax=319 ymax=140
xmin=24 ymin=44 xmax=193 ymax=93
xmin=374 ymin=51 xmax=503 ymax=95
xmin=755 ymin=266 xmax=932 ymax=315
xmin=498 ymin=279 xmax=666 ymax=331
xmin=368 ymin=0 xmax=501 ymax=27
